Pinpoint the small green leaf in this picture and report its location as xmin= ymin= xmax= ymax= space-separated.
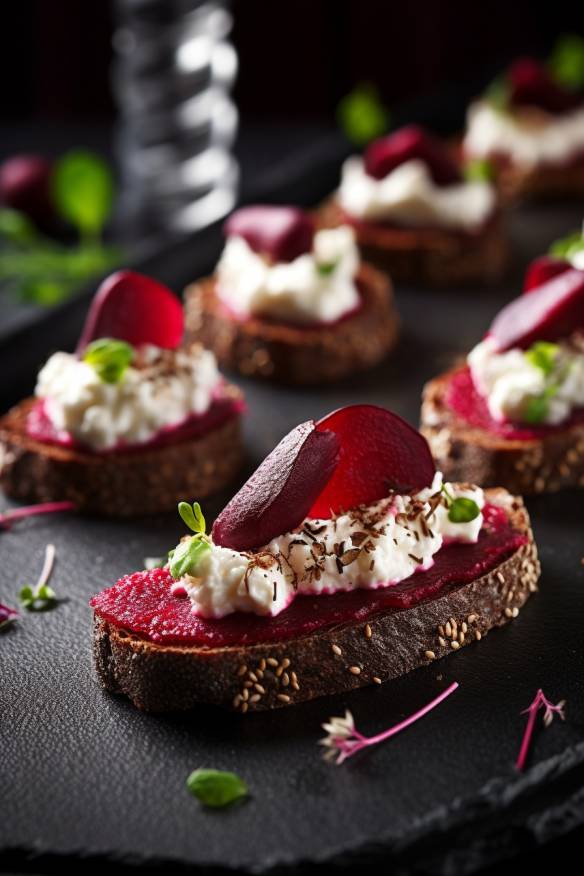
xmin=316 ymin=260 xmax=338 ymax=277
xmin=18 ymin=586 xmax=34 ymax=607
xmin=83 ymin=338 xmax=133 ymax=384
xmin=549 ymin=34 xmax=584 ymax=91
xmin=52 ymin=151 xmax=114 ymax=240
xmin=448 ymin=497 xmax=481 ymax=523
xmin=169 ymin=536 xmax=211 ymax=579
xmin=549 ymin=230 xmax=584 ymax=261
xmin=19 ymin=583 xmax=58 ymax=612
xmin=523 ymin=384 xmax=559 ymax=424
xmin=186 ymin=768 xmax=248 ymax=808
xmin=0 ymin=208 xmax=38 ymax=245
xmin=525 ymin=341 xmax=560 ymax=377
xmin=337 ymin=83 xmax=390 ymax=146
xmin=178 ymin=501 xmax=206 ymax=534
xmin=485 ymin=75 xmax=509 ymax=111
xmin=464 ymin=157 xmax=494 ymax=183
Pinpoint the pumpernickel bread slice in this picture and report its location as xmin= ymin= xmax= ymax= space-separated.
xmin=316 ymin=200 xmax=508 ymax=287
xmin=421 ymin=366 xmax=584 ymax=494
xmin=0 ymin=395 xmax=244 ymax=516
xmin=92 ymin=489 xmax=538 ymax=713
xmin=183 ymin=263 xmax=398 ymax=384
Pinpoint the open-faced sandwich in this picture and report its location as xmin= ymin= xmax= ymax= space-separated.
xmin=0 ymin=271 xmax=244 ymax=515
xmin=318 ymin=125 xmax=506 ymax=286
xmin=184 ymin=205 xmax=399 ymax=383
xmin=91 ymin=405 xmax=539 ymax=713
xmin=421 ymin=237 xmax=584 ymax=493
xmin=463 ymin=57 xmax=584 ymax=202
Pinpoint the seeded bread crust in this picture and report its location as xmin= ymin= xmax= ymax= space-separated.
xmin=183 ymin=263 xmax=399 ymax=384
xmin=92 ymin=489 xmax=538 ymax=713
xmin=421 ymin=367 xmax=584 ymax=494
xmin=0 ymin=396 xmax=244 ymax=516
xmin=316 ymin=200 xmax=508 ymax=287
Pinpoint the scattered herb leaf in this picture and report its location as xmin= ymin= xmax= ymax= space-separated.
xmin=464 ymin=157 xmax=494 ymax=183
xmin=448 ymin=497 xmax=480 ymax=523
xmin=321 ymin=682 xmax=459 ymax=764
xmin=178 ymin=501 xmax=206 ymax=535
xmin=516 ymin=688 xmax=566 ymax=771
xmin=18 ymin=544 xmax=58 ymax=612
xmin=186 ymin=768 xmax=248 ymax=808
xmin=548 ymin=34 xmax=584 ymax=92
xmin=169 ymin=536 xmax=211 ymax=579
xmin=549 ymin=229 xmax=584 ymax=261
xmin=83 ymin=338 xmax=133 ymax=384
xmin=525 ymin=341 xmax=560 ymax=376
xmin=52 ymin=151 xmax=114 ymax=243
xmin=337 ymin=82 xmax=390 ymax=145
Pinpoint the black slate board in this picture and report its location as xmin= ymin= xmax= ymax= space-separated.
xmin=0 ymin=162 xmax=583 ymax=875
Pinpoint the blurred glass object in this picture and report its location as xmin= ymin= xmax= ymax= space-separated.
xmin=112 ymin=0 xmax=239 ymax=235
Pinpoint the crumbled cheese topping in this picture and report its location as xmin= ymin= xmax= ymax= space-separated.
xmin=35 ymin=343 xmax=221 ymax=450
xmin=216 ymin=226 xmax=360 ymax=324
xmin=177 ymin=473 xmax=484 ymax=619
xmin=337 ymin=158 xmax=495 ymax=230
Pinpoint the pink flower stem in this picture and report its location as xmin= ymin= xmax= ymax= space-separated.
xmin=515 ymin=688 xmax=566 ymax=772
xmin=0 ymin=501 xmax=76 ymax=529
xmin=360 ymin=681 xmax=459 ymax=748
xmin=516 ymin=701 xmax=539 ymax=772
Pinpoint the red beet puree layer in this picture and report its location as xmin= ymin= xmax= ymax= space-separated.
xmin=26 ymin=390 xmax=244 ymax=454
xmin=91 ymin=504 xmax=526 ymax=648
xmin=447 ymin=366 xmax=584 ymax=441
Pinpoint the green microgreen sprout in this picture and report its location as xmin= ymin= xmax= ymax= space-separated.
xmin=485 ymin=75 xmax=510 ymax=112
xmin=523 ymin=385 xmax=559 ymax=425
xmin=548 ymin=34 xmax=584 ymax=92
xmin=524 ymin=341 xmax=560 ymax=377
xmin=19 ymin=544 xmax=59 ymax=612
xmin=83 ymin=338 xmax=134 ymax=384
xmin=169 ymin=501 xmax=211 ymax=580
xmin=464 ymin=157 xmax=495 ymax=183
xmin=441 ymin=484 xmax=481 ymax=523
xmin=337 ymin=82 xmax=390 ymax=145
xmin=316 ymin=260 xmax=339 ymax=277
xmin=549 ymin=229 xmax=584 ymax=262
xmin=186 ymin=768 xmax=248 ymax=808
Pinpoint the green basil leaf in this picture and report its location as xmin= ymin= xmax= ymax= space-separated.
xmin=337 ymin=83 xmax=390 ymax=146
xmin=0 ymin=208 xmax=38 ymax=245
xmin=83 ymin=338 xmax=133 ymax=384
xmin=524 ymin=341 xmax=560 ymax=376
xmin=52 ymin=151 xmax=114 ymax=239
xmin=448 ymin=497 xmax=480 ymax=523
xmin=548 ymin=34 xmax=584 ymax=91
xmin=178 ymin=501 xmax=206 ymax=534
xmin=186 ymin=768 xmax=248 ymax=808
xmin=169 ymin=536 xmax=210 ymax=579
xmin=464 ymin=157 xmax=494 ymax=183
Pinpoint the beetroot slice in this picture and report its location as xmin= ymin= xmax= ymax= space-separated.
xmin=309 ymin=405 xmax=436 ymax=519
xmin=364 ymin=125 xmax=462 ymax=186
xmin=523 ymin=255 xmax=571 ymax=293
xmin=211 ymin=421 xmax=340 ymax=551
xmin=508 ymin=57 xmax=580 ymax=115
xmin=76 ymin=270 xmax=184 ymax=354
xmin=488 ymin=268 xmax=584 ymax=351
xmin=224 ymin=205 xmax=314 ymax=263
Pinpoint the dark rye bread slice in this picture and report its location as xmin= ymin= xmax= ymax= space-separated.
xmin=183 ymin=263 xmax=398 ymax=384
xmin=92 ymin=490 xmax=539 ymax=713
xmin=316 ymin=200 xmax=508 ymax=287
xmin=0 ymin=396 xmax=243 ymax=516
xmin=491 ymin=155 xmax=584 ymax=204
xmin=421 ymin=367 xmax=584 ymax=494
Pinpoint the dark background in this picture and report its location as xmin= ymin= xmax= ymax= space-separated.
xmin=2 ymin=0 xmax=584 ymax=127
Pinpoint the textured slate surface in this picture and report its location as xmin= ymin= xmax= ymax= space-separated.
xmin=0 ymin=175 xmax=583 ymax=874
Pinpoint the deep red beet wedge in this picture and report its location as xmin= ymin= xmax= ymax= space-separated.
xmin=508 ymin=58 xmax=580 ymax=115
xmin=76 ymin=270 xmax=184 ymax=354
xmin=364 ymin=125 xmax=462 ymax=186
xmin=488 ymin=268 xmax=584 ymax=351
xmin=523 ymin=255 xmax=572 ymax=293
xmin=0 ymin=154 xmax=53 ymax=224
xmin=224 ymin=205 xmax=314 ymax=263
xmin=90 ymin=406 xmax=539 ymax=712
